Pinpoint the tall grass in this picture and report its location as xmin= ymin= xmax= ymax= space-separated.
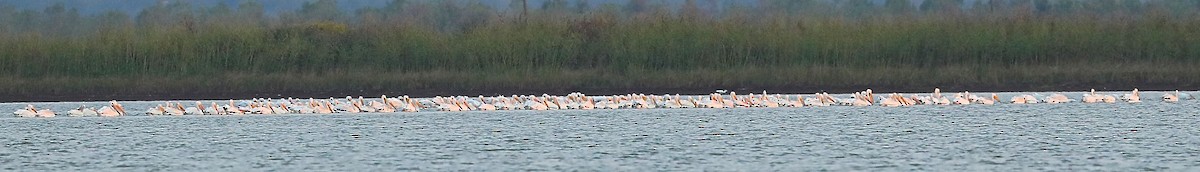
xmin=1 ymin=0 xmax=1199 ymax=101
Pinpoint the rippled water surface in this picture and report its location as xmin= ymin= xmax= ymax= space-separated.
xmin=3 ymin=92 xmax=1200 ymax=171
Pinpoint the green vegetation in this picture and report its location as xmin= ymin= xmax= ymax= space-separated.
xmin=2 ymin=0 xmax=1200 ymax=101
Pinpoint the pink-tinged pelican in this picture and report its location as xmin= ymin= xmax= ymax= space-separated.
xmin=1102 ymin=94 xmax=1117 ymax=103
xmin=97 ymin=106 xmax=120 ymax=117
xmin=403 ymin=96 xmax=421 ymax=112
xmin=374 ymin=95 xmax=397 ymax=113
xmin=257 ymin=100 xmax=272 ymax=113
xmin=790 ymin=95 xmax=805 ymax=107
xmin=98 ymin=101 xmax=127 ymax=117
xmin=849 ymin=90 xmax=874 ymax=106
xmin=880 ymin=93 xmax=904 ymax=107
xmin=1044 ymin=93 xmax=1073 ymax=104
xmin=581 ymin=96 xmax=596 ymax=110
xmin=1010 ymin=94 xmax=1038 ymax=104
xmin=163 ymin=103 xmax=185 ymax=116
xmin=33 ymin=106 xmax=55 ymax=118
xmin=315 ymin=100 xmax=334 ymax=114
xmin=384 ymin=95 xmax=404 ymax=110
xmin=477 ymin=96 xmax=497 ymax=111
xmin=707 ymin=93 xmax=726 ymax=108
xmin=529 ymin=97 xmax=549 ymax=111
xmin=971 ymin=93 xmax=998 ymax=105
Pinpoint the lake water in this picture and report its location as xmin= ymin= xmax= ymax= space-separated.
xmin=2 ymin=92 xmax=1200 ymax=171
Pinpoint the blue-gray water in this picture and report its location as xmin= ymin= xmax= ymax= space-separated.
xmin=3 ymin=92 xmax=1200 ymax=171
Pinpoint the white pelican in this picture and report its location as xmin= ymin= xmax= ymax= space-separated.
xmin=677 ymin=95 xmax=696 ymax=108
xmin=928 ymin=88 xmax=951 ymax=105
xmin=212 ymin=102 xmax=228 ymax=115
xmin=229 ymin=100 xmax=246 ymax=115
xmin=806 ymin=92 xmax=836 ymax=107
xmin=355 ymin=96 xmax=376 ymax=113
xmin=554 ymin=96 xmax=568 ymax=110
xmin=185 ymin=102 xmax=203 ymax=115
xmin=707 ymin=93 xmax=726 ymax=108
xmin=953 ymin=91 xmax=971 ymax=105
xmin=789 ymin=95 xmax=805 ymax=107
xmin=403 ymin=96 xmax=421 ymax=112
xmin=295 ymin=101 xmax=315 ymax=114
xmin=433 ymin=96 xmax=456 ymax=112
xmin=197 ymin=102 xmax=215 ymax=115
xmin=909 ymin=95 xmax=932 ymax=105
xmin=13 ymin=104 xmax=37 ymax=118
xmin=596 ymin=96 xmax=615 ymax=109
xmin=760 ymin=93 xmax=781 ymax=108
xmin=164 ymin=103 xmax=185 ymax=116
xmin=631 ymin=95 xmax=648 ymax=109
xmin=478 ymin=96 xmax=498 ymax=111
xmin=821 ymin=92 xmax=837 ymax=106
xmin=1121 ymin=88 xmax=1141 ymax=103
xmin=374 ymin=95 xmax=397 ymax=113
xmin=731 ymin=92 xmax=752 ymax=107
xmin=341 ymin=99 xmax=363 ymax=113
xmin=1164 ymin=90 xmax=1180 ymax=103
xmin=1045 ymin=93 xmax=1074 ymax=104
xmin=315 ymin=100 xmax=334 ymax=114
xmin=499 ymin=96 xmax=517 ymax=110
xmin=262 ymin=102 xmax=285 ymax=114
xmin=67 ymin=106 xmax=98 ymax=117
xmin=849 ymin=90 xmax=873 ymax=106
xmin=933 ymin=88 xmax=943 ymax=98
xmin=1010 ymin=95 xmax=1026 ymax=104
xmin=664 ymin=95 xmax=683 ymax=109
xmin=900 ymin=95 xmax=917 ymax=106
xmin=146 ymin=105 xmax=166 ymax=115
xmin=1082 ymin=89 xmax=1104 ymax=103
xmin=528 ymin=97 xmax=549 ymax=111
xmin=880 ymin=93 xmax=904 ymax=107
xmin=16 ymin=105 xmax=56 ymax=118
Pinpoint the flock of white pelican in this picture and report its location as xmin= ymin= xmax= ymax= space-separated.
xmin=9 ymin=88 xmax=1196 ymax=118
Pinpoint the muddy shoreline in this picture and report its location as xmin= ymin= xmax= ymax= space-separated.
xmin=2 ymin=83 xmax=1191 ymax=103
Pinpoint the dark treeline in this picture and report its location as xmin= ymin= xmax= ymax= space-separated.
xmin=2 ymin=0 xmax=1200 ymax=101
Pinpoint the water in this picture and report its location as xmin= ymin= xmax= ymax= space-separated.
xmin=3 ymin=92 xmax=1200 ymax=171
